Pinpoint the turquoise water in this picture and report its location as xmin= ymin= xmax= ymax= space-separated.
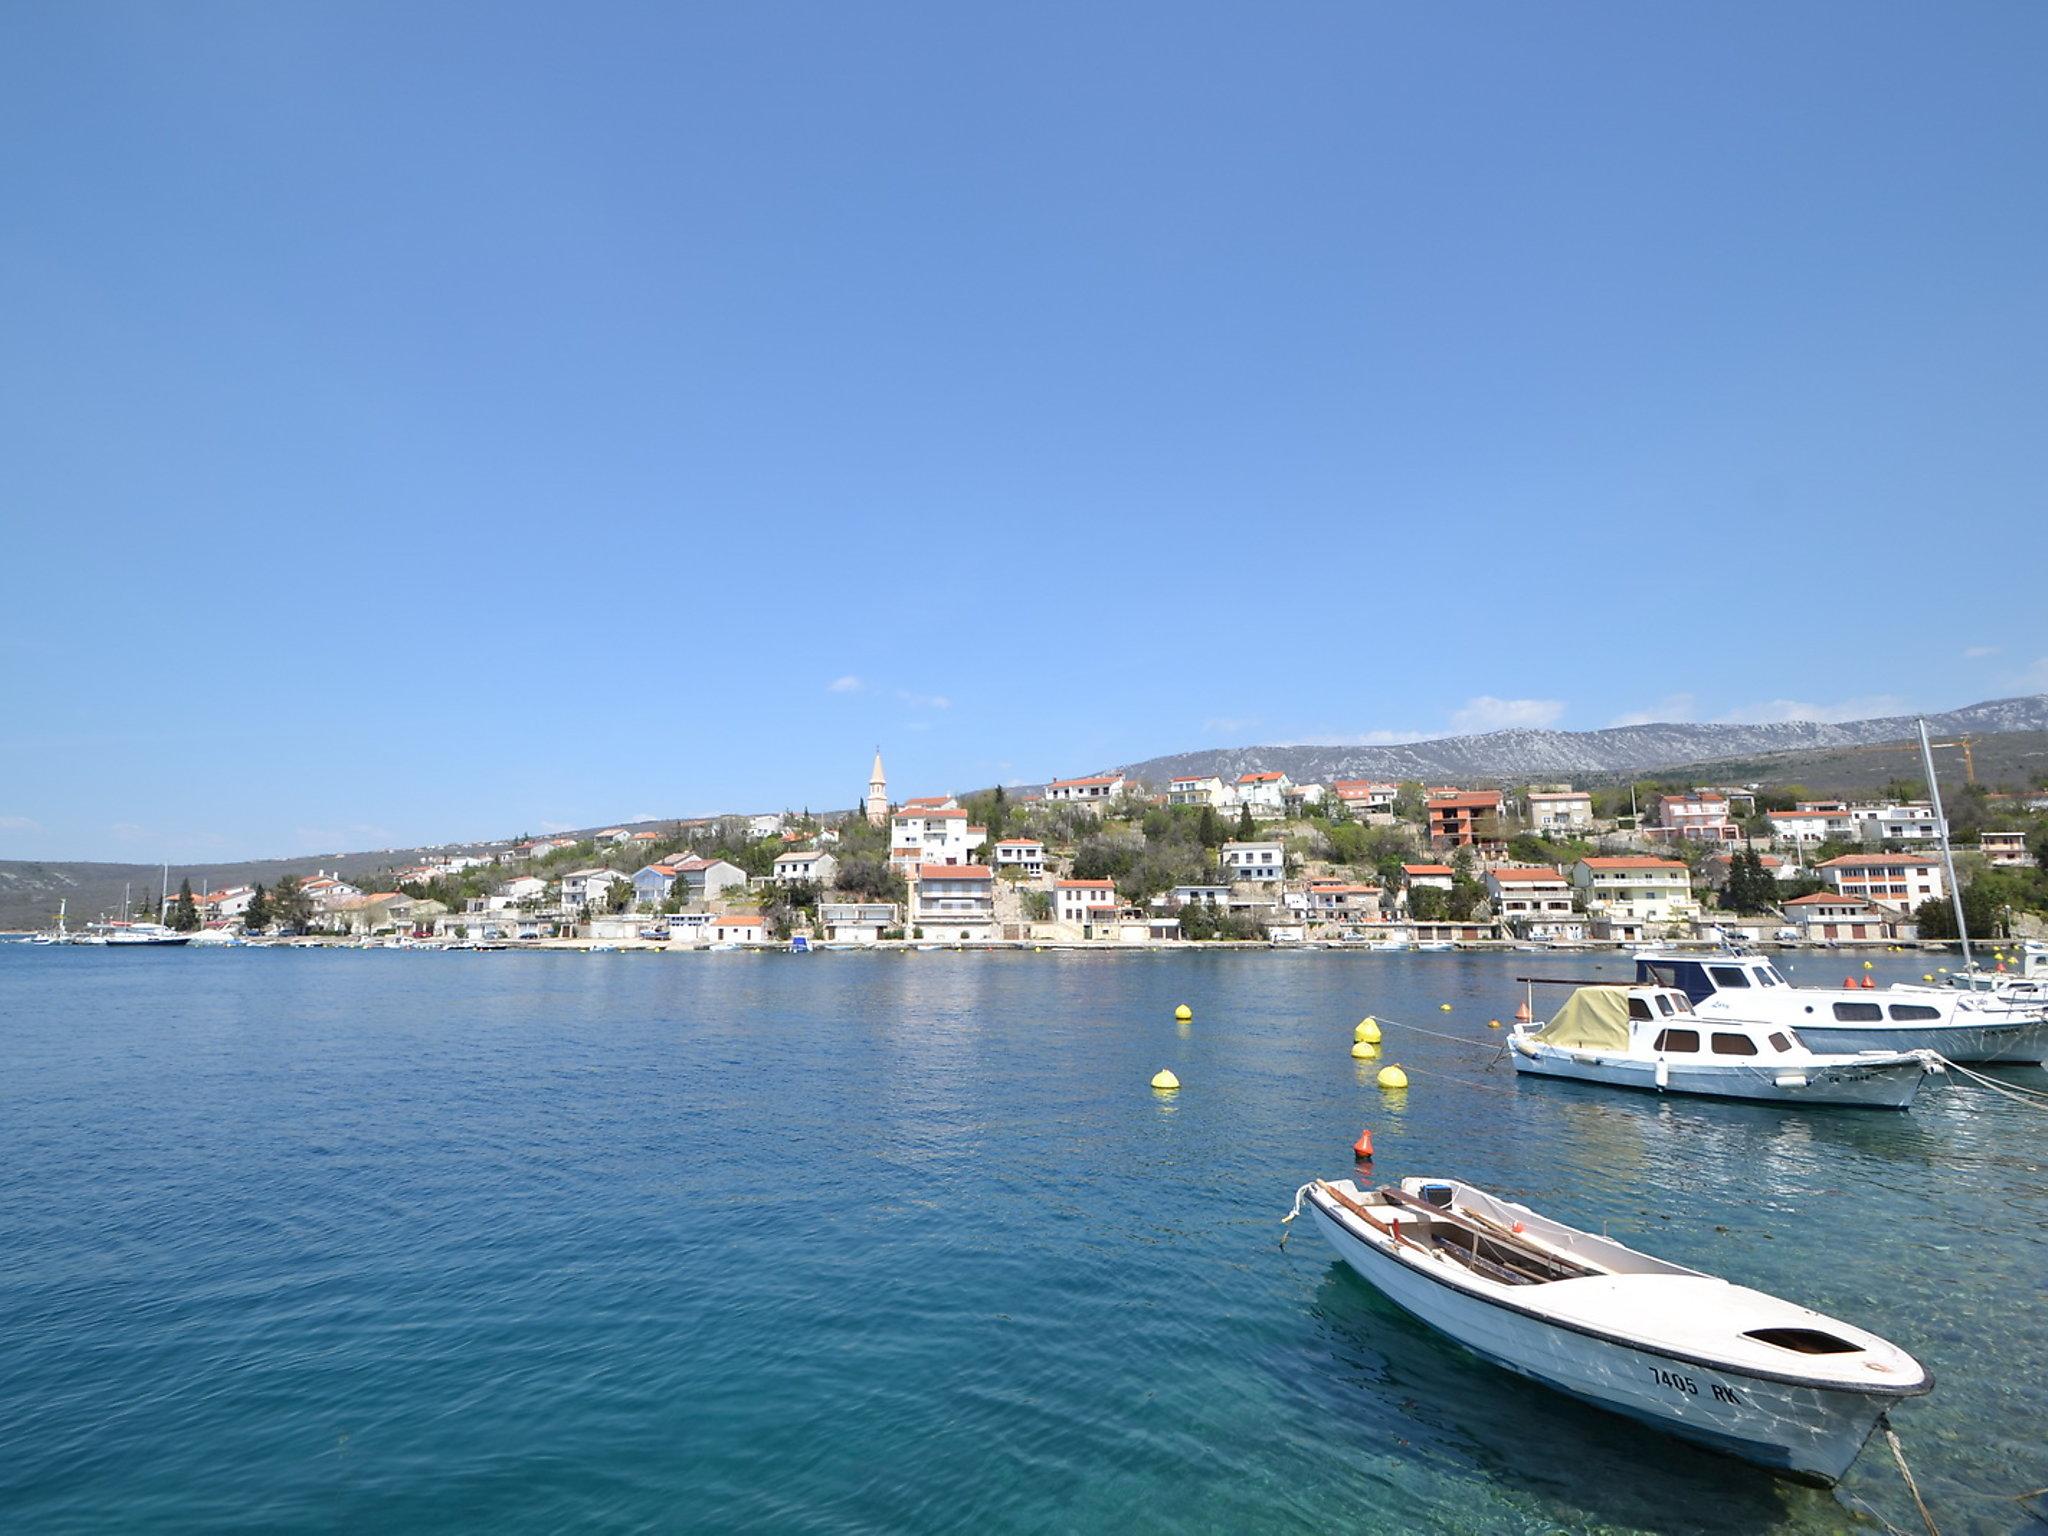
xmin=2 ymin=947 xmax=2043 ymax=1534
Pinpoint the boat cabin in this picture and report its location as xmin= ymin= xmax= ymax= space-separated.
xmin=1634 ymin=951 xmax=1790 ymax=1005
xmin=1532 ymin=984 xmax=1808 ymax=1061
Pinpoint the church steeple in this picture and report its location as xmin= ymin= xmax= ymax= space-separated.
xmin=865 ymin=747 xmax=889 ymax=826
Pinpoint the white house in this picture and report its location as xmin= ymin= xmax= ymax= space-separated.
xmin=748 ymin=814 xmax=786 ymax=838
xmin=1570 ymin=856 xmax=1697 ymax=932
xmin=1044 ymin=774 xmax=1125 ymax=808
xmin=709 ymin=914 xmax=770 ymax=945
xmin=1166 ymin=775 xmax=1227 ymax=808
xmin=1053 ymin=878 xmax=1120 ymax=934
xmin=496 ymin=874 xmax=549 ymax=907
xmin=1165 ymin=884 xmax=1232 ymax=908
xmin=1524 ymin=789 xmax=1593 ymax=831
xmin=992 ymin=838 xmax=1047 ymax=876
xmin=1767 ymin=808 xmax=1859 ymax=845
xmin=911 ymin=864 xmax=997 ymax=940
xmin=1485 ymin=866 xmax=1582 ymax=940
xmin=1817 ymin=854 xmax=1944 ymax=910
xmin=1650 ymin=791 xmax=1740 ymax=845
xmin=1332 ymin=780 xmax=1398 ymax=818
xmin=596 ymin=828 xmax=633 ymax=844
xmin=1233 ymin=771 xmax=1291 ymax=817
xmin=1852 ymin=802 xmax=1944 ymax=845
xmin=1400 ymin=863 xmax=1455 ymax=899
xmin=899 ymin=795 xmax=958 ymax=812
xmin=771 ymin=849 xmax=839 ymax=886
xmin=890 ymin=808 xmax=987 ymax=869
xmin=675 ymin=857 xmax=747 ymax=904
xmin=1781 ymin=893 xmax=1890 ymax=942
xmin=1220 ymin=840 xmax=1285 ymax=883
xmin=1303 ymin=881 xmax=1383 ymax=923
xmin=818 ymin=901 xmax=898 ymax=945
xmin=1281 ymin=782 xmax=1327 ymax=816
xmin=560 ymin=868 xmax=630 ymax=909
xmin=1980 ymin=830 xmax=2031 ymax=867
xmin=632 ymin=863 xmax=681 ymax=908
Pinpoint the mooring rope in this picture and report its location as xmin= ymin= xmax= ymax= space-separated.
xmin=1374 ymin=1015 xmax=1509 ymax=1054
xmin=1930 ymin=1054 xmax=2048 ymax=1112
xmin=1881 ymin=1415 xmax=1940 ymax=1536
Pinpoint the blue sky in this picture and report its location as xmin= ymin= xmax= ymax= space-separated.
xmin=4 ymin=2 xmax=2046 ymax=863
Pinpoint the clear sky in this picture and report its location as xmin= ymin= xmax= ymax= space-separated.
xmin=4 ymin=3 xmax=2046 ymax=863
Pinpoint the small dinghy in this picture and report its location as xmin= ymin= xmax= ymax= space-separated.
xmin=1290 ymin=1176 xmax=1930 ymax=1484
xmin=1510 ymin=983 xmax=1935 ymax=1108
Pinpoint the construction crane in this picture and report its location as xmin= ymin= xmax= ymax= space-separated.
xmin=1874 ymin=733 xmax=1976 ymax=786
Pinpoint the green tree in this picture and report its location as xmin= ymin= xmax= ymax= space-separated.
xmin=2035 ymin=822 xmax=2048 ymax=876
xmin=272 ymin=874 xmax=314 ymax=933
xmin=1236 ymin=805 xmax=1256 ymax=840
xmin=1409 ymin=885 xmax=1450 ymax=921
xmin=1197 ymin=805 xmax=1223 ymax=848
xmin=244 ymin=883 xmax=271 ymax=932
xmin=168 ymin=878 xmax=200 ymax=932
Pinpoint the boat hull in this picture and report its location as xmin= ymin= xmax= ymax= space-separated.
xmin=1309 ymin=1200 xmax=1897 ymax=1484
xmin=1798 ymin=1015 xmax=2048 ymax=1067
xmin=1510 ymin=1044 xmax=1922 ymax=1108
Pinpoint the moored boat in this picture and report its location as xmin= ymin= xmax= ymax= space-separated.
xmin=1291 ymin=1176 xmax=1930 ymax=1484
xmin=1633 ymin=949 xmax=2048 ymax=1066
xmin=1511 ymin=982 xmax=1932 ymax=1108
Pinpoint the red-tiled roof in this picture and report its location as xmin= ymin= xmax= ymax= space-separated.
xmin=1489 ymin=867 xmax=1565 ymax=882
xmin=1428 ymin=791 xmax=1502 ymax=810
xmin=1057 ymin=878 xmax=1116 ymax=889
xmin=917 ymin=864 xmax=992 ymax=880
xmin=1820 ymin=854 xmax=1938 ymax=868
xmin=1402 ymin=863 xmax=1454 ymax=876
xmin=1238 ymin=771 xmax=1285 ymax=783
xmin=1579 ymin=856 xmax=1687 ymax=870
xmin=1048 ymin=774 xmax=1121 ymax=788
xmin=896 ymin=807 xmax=968 ymax=819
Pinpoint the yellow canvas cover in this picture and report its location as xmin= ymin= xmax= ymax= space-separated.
xmin=1535 ymin=987 xmax=1633 ymax=1051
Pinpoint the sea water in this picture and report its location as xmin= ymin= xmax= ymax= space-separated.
xmin=2 ymin=947 xmax=2041 ymax=1533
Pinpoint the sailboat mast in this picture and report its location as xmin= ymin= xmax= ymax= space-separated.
xmin=1918 ymin=717 xmax=1972 ymax=970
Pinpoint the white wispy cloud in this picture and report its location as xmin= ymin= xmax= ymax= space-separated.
xmin=1962 ymin=645 xmax=2000 ymax=660
xmin=1608 ymin=693 xmax=1697 ymax=728
xmin=2016 ymin=657 xmax=2048 ymax=689
xmin=0 ymin=813 xmax=40 ymax=832
xmin=827 ymin=675 xmax=865 ymax=694
xmin=896 ymin=689 xmax=951 ymax=710
xmin=1714 ymin=695 xmax=1907 ymax=725
xmin=1449 ymin=696 xmax=1566 ymax=733
xmin=1204 ymin=716 xmax=1258 ymax=736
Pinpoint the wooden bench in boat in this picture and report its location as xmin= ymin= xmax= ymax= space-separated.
xmin=1318 ymin=1183 xmax=1601 ymax=1286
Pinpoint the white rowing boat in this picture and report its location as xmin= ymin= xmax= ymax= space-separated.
xmin=1291 ymin=1176 xmax=1930 ymax=1484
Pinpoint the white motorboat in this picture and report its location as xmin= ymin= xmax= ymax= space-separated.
xmin=1510 ymin=983 xmax=1932 ymax=1109
xmin=88 ymin=920 xmax=192 ymax=948
xmin=1292 ymin=1176 xmax=1931 ymax=1485
xmin=1633 ymin=949 xmax=2048 ymax=1066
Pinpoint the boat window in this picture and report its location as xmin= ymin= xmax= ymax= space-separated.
xmin=1655 ymin=994 xmax=1675 ymax=1016
xmin=1671 ymin=994 xmax=1693 ymax=1014
xmin=1708 ymin=965 xmax=1751 ymax=989
xmin=1888 ymin=1004 xmax=1941 ymax=1021
xmin=1744 ymin=1327 xmax=1859 ymax=1355
xmin=1767 ymin=1032 xmax=1792 ymax=1052
xmin=1627 ymin=996 xmax=1654 ymax=1020
xmin=1637 ymin=958 xmax=1713 ymax=1005
xmin=1832 ymin=1002 xmax=1884 ymax=1021
xmin=1652 ymin=1028 xmax=1700 ymax=1053
xmin=1754 ymin=967 xmax=1781 ymax=987
xmin=1710 ymin=1032 xmax=1759 ymax=1056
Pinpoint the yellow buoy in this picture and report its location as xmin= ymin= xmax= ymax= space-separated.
xmin=1377 ymin=1065 xmax=1409 ymax=1090
xmin=1488 ymin=1018 xmax=1502 ymax=1029
xmin=1862 ymin=960 xmax=1873 ymax=969
xmin=1439 ymin=1003 xmax=1452 ymax=1013
xmin=1350 ymin=1040 xmax=1379 ymax=1060
xmin=1150 ymin=1069 xmax=1180 ymax=1091
xmin=1174 ymin=1004 xmax=1192 ymax=1022
xmin=1354 ymin=1017 xmax=1381 ymax=1044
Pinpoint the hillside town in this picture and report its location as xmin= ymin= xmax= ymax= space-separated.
xmin=153 ymin=748 xmax=2048 ymax=950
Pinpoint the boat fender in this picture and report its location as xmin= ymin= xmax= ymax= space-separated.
xmin=1774 ymin=1073 xmax=1809 ymax=1089
xmin=1654 ymin=1059 xmax=1669 ymax=1091
xmin=1353 ymin=1129 xmax=1374 ymax=1159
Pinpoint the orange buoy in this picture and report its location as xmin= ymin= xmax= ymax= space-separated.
xmin=1863 ymin=975 xmax=1876 ymax=989
xmin=1843 ymin=977 xmax=1856 ymax=989
xmin=1514 ymin=1000 xmax=1532 ymax=1023
xmin=1353 ymin=1129 xmax=1374 ymax=1160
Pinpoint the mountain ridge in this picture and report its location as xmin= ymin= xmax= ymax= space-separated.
xmin=1102 ymin=695 xmax=2048 ymax=788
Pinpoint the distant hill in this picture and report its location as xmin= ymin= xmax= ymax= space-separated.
xmin=1107 ymin=695 xmax=2048 ymax=789
xmin=1609 ymin=730 xmax=2048 ymax=797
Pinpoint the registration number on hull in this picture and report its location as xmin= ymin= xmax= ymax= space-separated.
xmin=1649 ymin=1366 xmax=1743 ymax=1405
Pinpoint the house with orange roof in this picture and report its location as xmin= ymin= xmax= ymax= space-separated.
xmin=1781 ymin=892 xmax=1889 ymax=942
xmin=911 ymin=864 xmax=997 ymax=940
xmin=1234 ymin=770 xmax=1292 ymax=817
xmin=1818 ymin=854 xmax=1944 ymax=910
xmin=1302 ymin=881 xmax=1383 ymax=923
xmin=1427 ymin=790 xmax=1505 ymax=850
xmin=1044 ymin=773 xmax=1126 ymax=809
xmin=1650 ymin=791 xmax=1739 ymax=846
xmin=889 ymin=806 xmax=986 ymax=869
xmin=1053 ymin=877 xmax=1120 ymax=935
xmin=1570 ymin=856 xmax=1697 ymax=937
xmin=992 ymin=838 xmax=1047 ymax=877
xmin=1484 ymin=866 xmax=1583 ymax=940
xmin=1333 ymin=779 xmax=1398 ymax=819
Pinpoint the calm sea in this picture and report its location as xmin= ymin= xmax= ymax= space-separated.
xmin=2 ymin=947 xmax=2042 ymax=1534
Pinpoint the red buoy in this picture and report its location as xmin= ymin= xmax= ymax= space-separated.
xmin=1514 ymin=1000 xmax=1533 ymax=1023
xmin=1353 ymin=1129 xmax=1375 ymax=1160
xmin=1844 ymin=977 xmax=1856 ymax=990
xmin=1863 ymin=975 xmax=1876 ymax=989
